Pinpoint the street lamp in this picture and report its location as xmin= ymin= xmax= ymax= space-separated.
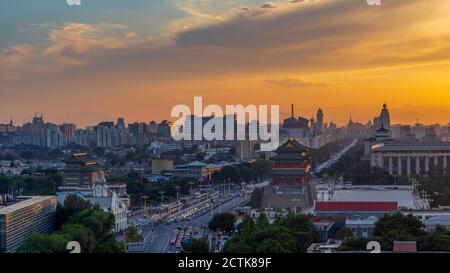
xmin=158 ymin=190 xmax=165 ymax=219
xmin=291 ymin=197 xmax=302 ymax=215
xmin=189 ymin=181 xmax=195 ymax=195
xmin=174 ymin=185 xmax=181 ymax=204
xmin=141 ymin=195 xmax=149 ymax=216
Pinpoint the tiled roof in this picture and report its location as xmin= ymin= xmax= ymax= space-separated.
xmin=314 ymin=201 xmax=398 ymax=212
xmin=275 ymin=138 xmax=309 ymax=153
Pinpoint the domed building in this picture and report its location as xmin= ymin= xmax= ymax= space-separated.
xmin=282 ymin=104 xmax=299 ymax=129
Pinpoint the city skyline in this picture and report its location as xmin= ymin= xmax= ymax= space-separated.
xmin=1 ymin=102 xmax=449 ymax=129
xmin=2 ymin=0 xmax=450 ymax=126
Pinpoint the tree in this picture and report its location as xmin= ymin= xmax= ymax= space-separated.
xmin=420 ymin=225 xmax=450 ymax=251
xmin=338 ymin=237 xmax=379 ymax=251
xmin=55 ymin=194 xmax=92 ymax=229
xmin=18 ymin=203 xmax=124 ymax=253
xmin=322 ymin=141 xmax=397 ymax=185
xmin=280 ymin=213 xmax=315 ymax=232
xmin=251 ymin=160 xmax=272 ymax=182
xmin=208 ymin=213 xmax=236 ymax=233
xmin=418 ymin=167 xmax=450 ymax=207
xmin=59 ymin=224 xmax=96 ymax=253
xmin=239 ymin=215 xmax=255 ymax=234
xmin=373 ymin=213 xmax=426 ymax=249
xmin=224 ymin=225 xmax=297 ymax=253
xmin=0 ymin=173 xmax=63 ymax=197
xmin=92 ymin=238 xmax=125 ymax=253
xmin=68 ymin=208 xmax=115 ymax=243
xmin=17 ymin=233 xmax=72 ymax=253
xmin=221 ymin=166 xmax=241 ymax=183
xmin=182 ymin=238 xmax=209 ymax=253
xmin=256 ymin=213 xmax=269 ymax=230
xmin=223 ymin=213 xmax=319 ymax=253
xmin=125 ymin=226 xmax=142 ymax=244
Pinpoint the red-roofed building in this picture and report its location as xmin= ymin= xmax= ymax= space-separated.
xmin=314 ymin=201 xmax=398 ymax=218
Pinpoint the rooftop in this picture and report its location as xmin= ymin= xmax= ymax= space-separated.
xmin=275 ymin=138 xmax=309 ymax=154
xmin=0 ymin=196 xmax=55 ymax=215
xmin=65 ymin=152 xmax=97 ymax=164
xmin=330 ymin=187 xmax=419 ymax=209
xmin=372 ymin=142 xmax=450 ymax=152
xmin=186 ymin=161 xmax=207 ymax=167
xmin=315 ymin=201 xmax=398 ymax=212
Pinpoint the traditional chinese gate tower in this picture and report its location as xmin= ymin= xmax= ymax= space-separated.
xmin=254 ymin=138 xmax=316 ymax=211
xmin=271 ymin=138 xmax=313 ymax=186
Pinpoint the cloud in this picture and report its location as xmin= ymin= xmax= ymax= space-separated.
xmin=266 ymin=78 xmax=330 ymax=88
xmin=3 ymin=0 xmax=450 ymax=84
xmin=3 ymin=0 xmax=450 ymax=126
xmin=0 ymin=44 xmax=34 ymax=64
xmin=0 ymin=45 xmax=36 ymax=80
xmin=0 ymin=22 xmax=139 ymax=79
xmin=260 ymin=2 xmax=277 ymax=9
xmin=230 ymin=7 xmax=251 ymax=14
xmin=44 ymin=22 xmax=137 ymax=65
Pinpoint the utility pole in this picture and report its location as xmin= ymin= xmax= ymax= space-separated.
xmin=174 ymin=185 xmax=181 ymax=205
xmin=158 ymin=190 xmax=165 ymax=219
xmin=189 ymin=181 xmax=195 ymax=195
xmin=420 ymin=190 xmax=432 ymax=209
xmin=141 ymin=195 xmax=149 ymax=216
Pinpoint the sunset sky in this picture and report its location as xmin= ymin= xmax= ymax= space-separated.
xmin=1 ymin=0 xmax=450 ymax=127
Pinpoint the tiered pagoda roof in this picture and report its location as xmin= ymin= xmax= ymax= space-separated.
xmin=271 ymin=138 xmax=311 ymax=161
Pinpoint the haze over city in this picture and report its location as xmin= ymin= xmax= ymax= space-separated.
xmin=4 ymin=0 xmax=450 ymax=260
xmin=2 ymin=0 xmax=450 ymax=126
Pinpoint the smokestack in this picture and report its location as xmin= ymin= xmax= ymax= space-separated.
xmin=291 ymin=104 xmax=294 ymax=117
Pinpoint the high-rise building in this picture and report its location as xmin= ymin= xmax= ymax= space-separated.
xmin=0 ymin=196 xmax=56 ymax=253
xmin=18 ymin=113 xmax=47 ymax=146
xmin=236 ymin=140 xmax=256 ymax=161
xmin=157 ymin=120 xmax=172 ymax=137
xmin=115 ymin=118 xmax=127 ymax=146
xmin=96 ymin=122 xmax=119 ymax=148
xmin=148 ymin=121 xmax=158 ymax=134
xmin=74 ymin=127 xmax=97 ymax=147
xmin=0 ymin=115 xmax=16 ymax=133
xmin=60 ymin=123 xmax=76 ymax=144
xmin=46 ymin=124 xmax=64 ymax=148
xmin=316 ymin=108 xmax=324 ymax=133
xmin=116 ymin=118 xmax=126 ymax=131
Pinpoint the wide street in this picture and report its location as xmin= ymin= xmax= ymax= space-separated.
xmin=314 ymin=139 xmax=358 ymax=173
xmin=143 ymin=191 xmax=249 ymax=253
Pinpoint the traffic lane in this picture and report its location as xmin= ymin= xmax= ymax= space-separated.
xmin=144 ymin=221 xmax=177 ymax=253
xmin=164 ymin=197 xmax=242 ymax=253
xmin=144 ymin=194 xmax=247 ymax=253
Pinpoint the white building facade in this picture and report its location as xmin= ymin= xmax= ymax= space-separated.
xmin=371 ymin=143 xmax=450 ymax=176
